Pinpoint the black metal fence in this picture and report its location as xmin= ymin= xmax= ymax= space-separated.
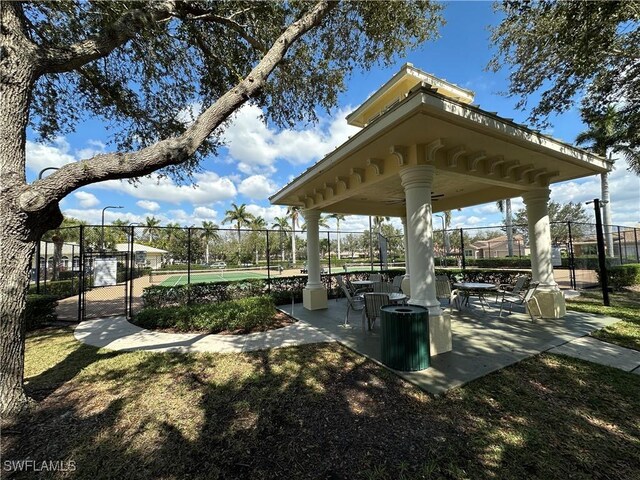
xmin=31 ymin=221 xmax=639 ymax=320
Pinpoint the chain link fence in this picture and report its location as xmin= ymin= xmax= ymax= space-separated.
xmin=32 ymin=221 xmax=639 ymax=321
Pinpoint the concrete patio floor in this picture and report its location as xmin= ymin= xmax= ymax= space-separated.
xmin=278 ymin=297 xmax=621 ymax=395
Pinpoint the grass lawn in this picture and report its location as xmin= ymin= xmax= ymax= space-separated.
xmin=2 ymin=328 xmax=639 ymax=479
xmin=566 ymin=288 xmax=640 ymax=351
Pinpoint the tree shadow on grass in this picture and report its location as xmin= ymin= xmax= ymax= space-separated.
xmin=5 ymin=333 xmax=640 ymax=479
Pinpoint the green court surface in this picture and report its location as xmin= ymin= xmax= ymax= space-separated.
xmin=159 ymin=270 xmax=267 ymax=286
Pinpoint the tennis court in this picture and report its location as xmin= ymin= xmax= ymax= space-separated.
xmin=159 ymin=270 xmax=268 ymax=286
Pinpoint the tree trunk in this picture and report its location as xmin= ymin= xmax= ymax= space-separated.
xmin=205 ymin=241 xmax=210 ymax=264
xmin=505 ymin=198 xmax=514 ymax=257
xmin=601 ymin=171 xmax=614 ymax=257
xmin=291 ymin=228 xmax=297 ymax=265
xmin=0 ymin=233 xmax=37 ymax=418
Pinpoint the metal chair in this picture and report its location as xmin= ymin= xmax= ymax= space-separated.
xmin=435 ymin=274 xmax=459 ymax=310
xmin=363 ymin=292 xmax=390 ymax=330
xmin=369 ymin=273 xmax=382 ymax=283
xmin=391 ymin=275 xmax=404 ymax=293
xmin=495 ymin=275 xmax=528 ymax=302
xmin=338 ymin=280 xmax=365 ymax=326
xmin=373 ymin=281 xmax=395 ymax=293
xmin=498 ymin=281 xmax=541 ymax=322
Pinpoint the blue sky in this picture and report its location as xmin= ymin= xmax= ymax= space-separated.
xmin=26 ymin=2 xmax=639 ymax=234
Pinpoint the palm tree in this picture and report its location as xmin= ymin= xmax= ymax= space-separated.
xmin=442 ymin=210 xmax=452 ymax=255
xmin=272 ymin=216 xmax=291 ymax=262
xmin=287 ymin=206 xmax=302 ymax=265
xmin=372 ymin=215 xmax=390 ymax=234
xmin=200 ymin=221 xmax=219 ymax=264
xmin=576 ymin=105 xmax=639 ymax=256
xmin=496 ymin=200 xmax=514 ymax=257
xmin=223 ymin=203 xmax=253 ymax=243
xmin=143 ymin=216 xmax=162 ymax=244
xmin=328 ymin=213 xmax=346 ymax=259
xmin=43 ymin=217 xmax=85 ymax=280
xmin=248 ymin=216 xmax=266 ymax=264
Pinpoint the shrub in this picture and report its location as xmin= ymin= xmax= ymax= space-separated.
xmin=465 ymin=257 xmax=532 ymax=269
xmin=603 ymin=263 xmax=640 ymax=290
xmin=134 ymin=296 xmax=277 ymax=333
xmin=29 ymin=278 xmax=84 ymax=299
xmin=25 ymin=294 xmax=58 ymax=330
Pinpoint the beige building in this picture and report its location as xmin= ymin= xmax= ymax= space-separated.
xmin=469 ymin=234 xmax=528 ymax=259
xmin=271 ymin=64 xmax=608 ymax=356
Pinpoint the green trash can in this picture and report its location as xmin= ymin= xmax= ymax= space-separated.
xmin=380 ymin=305 xmax=430 ymax=371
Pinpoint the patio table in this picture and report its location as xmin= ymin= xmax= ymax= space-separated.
xmin=351 ymin=280 xmax=376 ymax=292
xmin=453 ymin=282 xmax=498 ymax=312
xmin=388 ymin=293 xmax=407 ymax=304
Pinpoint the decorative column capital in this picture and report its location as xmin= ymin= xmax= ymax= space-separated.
xmin=522 ymin=188 xmax=551 ymax=207
xmin=399 ymin=165 xmax=436 ymax=190
xmin=302 ymin=209 xmax=321 ymax=222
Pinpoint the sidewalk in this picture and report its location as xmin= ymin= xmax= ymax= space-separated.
xmin=548 ymin=336 xmax=640 ymax=374
xmin=74 ymin=316 xmax=333 ymax=353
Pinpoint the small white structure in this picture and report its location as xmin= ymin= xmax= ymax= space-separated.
xmin=270 ymin=64 xmax=609 ymax=355
xmin=114 ymin=243 xmax=167 ymax=269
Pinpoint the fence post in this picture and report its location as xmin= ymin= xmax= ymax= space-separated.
xmin=128 ymin=226 xmax=135 ymax=319
xmin=43 ymin=241 xmax=48 ymax=292
xmin=567 ymin=221 xmax=576 ymax=290
xmin=635 ymin=228 xmax=639 ymax=263
xmin=459 ymin=228 xmax=466 ymax=271
xmin=187 ymin=227 xmax=192 ymax=286
xmin=369 ymin=216 xmax=374 ymax=272
xmin=77 ymin=225 xmax=84 ymax=322
xmin=266 ymin=229 xmax=271 ymax=294
xmin=35 ymin=239 xmax=41 ymax=294
xmin=592 ymin=199 xmax=610 ymax=306
xmin=617 ymin=226 xmax=623 ymax=264
xmin=327 ymin=231 xmax=331 ymax=276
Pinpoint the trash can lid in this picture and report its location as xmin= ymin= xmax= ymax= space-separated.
xmin=381 ymin=305 xmax=428 ymax=314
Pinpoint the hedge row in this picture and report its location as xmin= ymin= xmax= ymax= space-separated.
xmin=26 ymin=294 xmax=58 ymax=331
xmin=142 ymin=268 xmax=531 ymax=308
xmin=602 ymin=263 xmax=640 ymax=290
xmin=134 ymin=296 xmax=277 ymax=333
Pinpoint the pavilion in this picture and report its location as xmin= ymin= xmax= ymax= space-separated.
xmin=269 ymin=64 xmax=608 ymax=356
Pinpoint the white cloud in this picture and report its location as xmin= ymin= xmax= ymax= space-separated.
xmin=62 ymin=208 xmax=145 ymax=225
xmin=221 ymin=104 xmax=360 ymax=174
xmin=136 ymin=200 xmax=161 ymax=212
xmin=238 ymin=175 xmax=277 ymax=200
xmin=95 ymin=171 xmax=237 ymax=206
xmin=26 ymin=137 xmax=77 ymax=172
xmin=244 ymin=204 xmax=288 ymax=226
xmin=74 ymin=191 xmax=100 ymax=208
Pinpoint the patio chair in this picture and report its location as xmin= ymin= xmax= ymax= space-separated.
xmin=338 ymin=281 xmax=365 ymax=326
xmin=369 ymin=273 xmax=382 ymax=283
xmin=363 ymin=292 xmax=390 ymax=330
xmin=495 ymin=275 xmax=528 ymax=302
xmin=498 ymin=281 xmax=541 ymax=322
xmin=373 ymin=281 xmax=395 ymax=293
xmin=435 ymin=275 xmax=459 ymax=309
xmin=391 ymin=275 xmax=404 ymax=293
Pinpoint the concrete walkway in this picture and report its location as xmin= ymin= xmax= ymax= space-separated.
xmin=74 ymin=316 xmax=332 ymax=353
xmin=549 ymin=336 xmax=640 ymax=374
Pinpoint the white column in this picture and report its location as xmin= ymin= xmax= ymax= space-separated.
xmin=401 ymin=216 xmax=410 ymax=276
xmin=522 ymin=188 xmax=565 ymax=318
xmin=399 ymin=166 xmax=440 ymax=315
xmin=522 ymin=189 xmax=556 ymax=288
xmin=302 ymin=209 xmax=327 ymax=310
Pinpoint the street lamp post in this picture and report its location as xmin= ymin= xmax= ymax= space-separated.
xmin=101 ymin=205 xmax=123 ymax=252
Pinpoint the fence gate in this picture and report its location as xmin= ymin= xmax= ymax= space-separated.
xmin=80 ymin=251 xmax=129 ymax=320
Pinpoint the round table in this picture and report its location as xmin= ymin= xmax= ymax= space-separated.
xmin=351 ymin=280 xmax=376 ymax=292
xmin=452 ymin=282 xmax=498 ymax=311
xmin=388 ymin=293 xmax=407 ymax=304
